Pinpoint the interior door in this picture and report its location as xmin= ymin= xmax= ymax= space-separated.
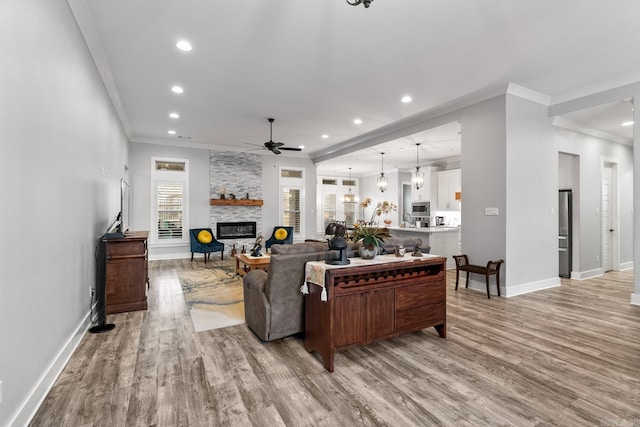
xmin=602 ymin=165 xmax=613 ymax=272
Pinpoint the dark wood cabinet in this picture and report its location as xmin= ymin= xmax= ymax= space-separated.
xmin=105 ymin=231 xmax=149 ymax=315
xmin=305 ymin=256 xmax=447 ymax=372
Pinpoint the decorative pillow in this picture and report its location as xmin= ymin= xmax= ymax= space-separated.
xmin=274 ymin=228 xmax=288 ymax=240
xmin=197 ymin=230 xmax=213 ymax=244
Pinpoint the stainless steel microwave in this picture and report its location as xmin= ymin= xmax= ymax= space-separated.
xmin=411 ymin=201 xmax=430 ymax=217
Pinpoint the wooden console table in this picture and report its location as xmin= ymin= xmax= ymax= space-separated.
xmin=304 ymin=255 xmax=447 ymax=372
xmin=105 ymin=231 xmax=149 ymax=314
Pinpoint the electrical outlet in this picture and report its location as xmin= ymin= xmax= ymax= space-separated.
xmin=596 ymin=254 xmax=600 ymax=262
xmin=89 ymin=287 xmax=95 ymax=300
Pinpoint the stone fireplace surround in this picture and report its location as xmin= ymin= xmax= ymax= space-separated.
xmin=209 ymin=151 xmax=262 ymax=254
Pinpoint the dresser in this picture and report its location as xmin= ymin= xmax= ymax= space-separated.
xmin=105 ymin=231 xmax=149 ymax=314
xmin=304 ymin=255 xmax=447 ymax=372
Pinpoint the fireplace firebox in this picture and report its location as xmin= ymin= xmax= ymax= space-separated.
xmin=216 ymin=222 xmax=257 ymax=239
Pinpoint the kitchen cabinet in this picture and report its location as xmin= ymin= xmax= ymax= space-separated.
xmin=428 ymin=229 xmax=460 ymax=268
xmin=411 ymin=166 xmax=440 ymax=203
xmin=437 ymin=169 xmax=461 ymax=211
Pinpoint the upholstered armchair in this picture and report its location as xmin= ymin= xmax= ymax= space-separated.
xmin=265 ymin=226 xmax=294 ymax=249
xmin=243 ymin=241 xmax=327 ymax=341
xmin=189 ymin=228 xmax=224 ymax=263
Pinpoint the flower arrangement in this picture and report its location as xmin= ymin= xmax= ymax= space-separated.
xmin=369 ymin=200 xmax=398 ymax=224
xmin=352 ymin=223 xmax=386 ymax=249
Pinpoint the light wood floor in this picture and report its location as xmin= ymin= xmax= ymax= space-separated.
xmin=31 ymin=260 xmax=640 ymax=426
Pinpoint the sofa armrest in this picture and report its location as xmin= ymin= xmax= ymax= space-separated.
xmin=244 ymin=269 xmax=268 ymax=294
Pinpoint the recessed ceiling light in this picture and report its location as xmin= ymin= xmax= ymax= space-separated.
xmin=169 ymin=112 xmax=180 ymax=119
xmin=176 ymin=40 xmax=192 ymax=52
xmin=171 ymin=86 xmax=184 ymax=94
xmin=353 ymin=118 xmax=363 ymax=125
xmin=401 ymin=95 xmax=413 ymax=103
xmin=321 ymin=134 xmax=329 ymax=139
xmin=622 ymin=121 xmax=634 ymax=126
xmin=299 ymin=145 xmax=305 ymax=149
xmin=168 ymin=130 xmax=176 ymax=135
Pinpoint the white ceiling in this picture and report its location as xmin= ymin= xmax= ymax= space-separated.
xmin=71 ymin=0 xmax=639 ymax=176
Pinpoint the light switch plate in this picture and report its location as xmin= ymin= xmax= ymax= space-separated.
xmin=485 ymin=207 xmax=499 ymax=216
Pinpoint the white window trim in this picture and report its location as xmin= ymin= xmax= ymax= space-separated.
xmin=279 ymin=166 xmax=305 ymax=238
xmin=150 ymin=157 xmax=189 ymax=246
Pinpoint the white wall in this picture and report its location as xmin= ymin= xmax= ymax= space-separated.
xmin=504 ymin=94 xmax=558 ymax=294
xmin=554 ymin=127 xmax=634 ymax=275
xmin=129 ymin=142 xmax=211 ymax=259
xmin=0 ymin=1 xmax=129 ymax=425
xmin=261 ymin=155 xmax=318 ymax=240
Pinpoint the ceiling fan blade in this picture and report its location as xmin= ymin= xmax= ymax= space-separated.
xmin=279 ymin=146 xmax=302 ymax=152
xmin=271 ymin=147 xmax=281 ymax=155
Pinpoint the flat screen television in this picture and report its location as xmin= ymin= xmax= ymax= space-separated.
xmin=120 ymin=178 xmax=130 ymax=233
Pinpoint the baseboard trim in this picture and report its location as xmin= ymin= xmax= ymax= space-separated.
xmin=10 ymin=312 xmax=91 ymax=427
xmin=631 ymin=293 xmax=640 ymax=306
xmin=619 ymin=261 xmax=634 ymax=271
xmin=572 ymin=268 xmax=604 ymax=280
xmin=504 ymin=277 xmax=561 ymax=297
xmin=149 ymin=251 xmax=191 ymax=261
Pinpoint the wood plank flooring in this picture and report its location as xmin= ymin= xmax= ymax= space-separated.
xmin=31 ymin=260 xmax=640 ymax=426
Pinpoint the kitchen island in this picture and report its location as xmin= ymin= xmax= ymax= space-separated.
xmin=388 ymin=226 xmax=460 ymax=268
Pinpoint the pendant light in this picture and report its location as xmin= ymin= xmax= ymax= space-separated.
xmin=413 ymin=143 xmax=425 ymax=190
xmin=343 ymin=167 xmax=356 ymax=203
xmin=377 ymin=152 xmax=388 ymax=193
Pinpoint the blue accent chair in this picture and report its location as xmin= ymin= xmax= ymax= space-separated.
xmin=265 ymin=226 xmax=294 ymax=249
xmin=189 ymin=228 xmax=224 ymax=263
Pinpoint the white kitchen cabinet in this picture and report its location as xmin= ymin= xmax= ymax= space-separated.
xmin=428 ymin=230 xmax=459 ymax=269
xmin=437 ymin=169 xmax=461 ymax=211
xmin=411 ymin=166 xmax=440 ymax=204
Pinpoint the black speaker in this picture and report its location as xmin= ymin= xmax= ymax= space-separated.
xmin=89 ymin=237 xmax=115 ymax=333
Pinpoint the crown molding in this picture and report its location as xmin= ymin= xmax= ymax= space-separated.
xmin=130 ymin=136 xmax=310 ymax=157
xmin=67 ymin=0 xmax=131 ymax=137
xmin=506 ymin=83 xmax=551 ymax=105
xmin=550 ymin=72 xmax=640 ymax=106
xmin=552 ymin=116 xmax=632 ymax=146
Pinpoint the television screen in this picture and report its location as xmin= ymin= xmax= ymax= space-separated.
xmin=121 ymin=178 xmax=130 ymax=233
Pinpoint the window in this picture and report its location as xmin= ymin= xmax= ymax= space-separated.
xmin=280 ymin=168 xmax=304 ymax=236
xmin=323 ymin=194 xmax=337 ymax=229
xmin=151 ymin=158 xmax=188 ymax=244
xmin=157 ymin=183 xmax=184 ymax=239
xmin=282 ymin=188 xmax=301 ymax=233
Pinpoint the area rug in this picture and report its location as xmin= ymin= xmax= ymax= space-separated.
xmin=178 ymin=261 xmax=245 ymax=332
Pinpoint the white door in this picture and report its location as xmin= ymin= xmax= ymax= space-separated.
xmin=602 ymin=165 xmax=613 ymax=272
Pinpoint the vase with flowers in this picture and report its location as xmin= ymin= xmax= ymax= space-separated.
xmin=352 ymin=223 xmax=386 ymax=259
xmin=368 ymin=200 xmax=397 ymax=227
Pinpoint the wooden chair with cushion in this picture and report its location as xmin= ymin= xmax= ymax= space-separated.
xmin=265 ymin=226 xmax=294 ymax=249
xmin=189 ymin=228 xmax=224 ymax=263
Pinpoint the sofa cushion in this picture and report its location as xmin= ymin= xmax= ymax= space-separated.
xmin=271 ymin=241 xmax=328 ymax=254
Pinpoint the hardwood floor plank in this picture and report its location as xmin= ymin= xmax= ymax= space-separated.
xmin=30 ymin=261 xmax=640 ymax=426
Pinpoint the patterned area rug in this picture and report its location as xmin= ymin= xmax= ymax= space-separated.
xmin=178 ymin=260 xmax=245 ymax=332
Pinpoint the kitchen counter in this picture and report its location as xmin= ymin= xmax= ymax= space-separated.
xmin=388 ymin=226 xmax=460 ymax=268
xmin=388 ymin=226 xmax=459 ymax=234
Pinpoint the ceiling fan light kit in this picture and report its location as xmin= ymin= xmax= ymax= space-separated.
xmin=262 ymin=118 xmax=302 ymax=155
xmin=347 ymin=0 xmax=373 ymax=7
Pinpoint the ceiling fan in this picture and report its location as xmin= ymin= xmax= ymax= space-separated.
xmin=261 ymin=118 xmax=302 ymax=155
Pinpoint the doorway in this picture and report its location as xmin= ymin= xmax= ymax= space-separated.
xmin=601 ymin=162 xmax=618 ymax=272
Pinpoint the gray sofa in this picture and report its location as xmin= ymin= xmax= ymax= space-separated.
xmin=242 ymin=237 xmax=430 ymax=342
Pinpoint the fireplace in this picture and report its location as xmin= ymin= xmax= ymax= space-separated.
xmin=217 ymin=221 xmax=257 ymax=239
